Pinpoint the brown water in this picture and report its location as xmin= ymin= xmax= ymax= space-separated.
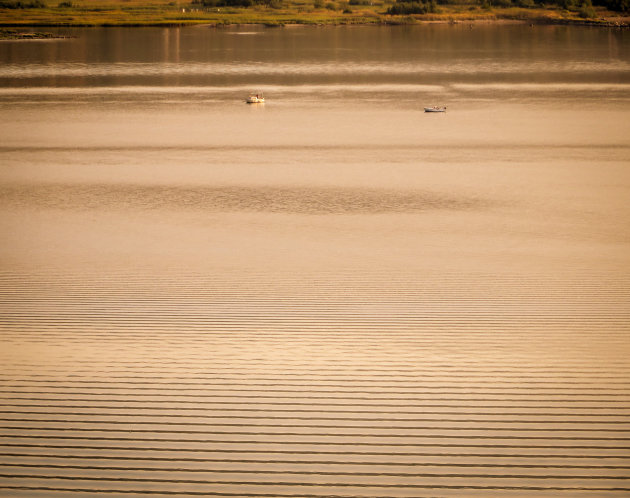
xmin=1 ymin=25 xmax=630 ymax=497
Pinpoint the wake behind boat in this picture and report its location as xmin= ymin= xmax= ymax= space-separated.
xmin=425 ymin=106 xmax=446 ymax=112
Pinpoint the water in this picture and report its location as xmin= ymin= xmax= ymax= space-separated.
xmin=1 ymin=25 xmax=630 ymax=497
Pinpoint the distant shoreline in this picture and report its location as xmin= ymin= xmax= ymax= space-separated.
xmin=1 ymin=18 xmax=628 ymax=32
xmin=0 ymin=3 xmax=628 ymax=31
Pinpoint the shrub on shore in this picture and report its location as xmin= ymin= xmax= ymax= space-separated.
xmin=192 ymin=0 xmax=281 ymax=7
xmin=0 ymin=0 xmax=45 ymax=8
xmin=577 ymin=0 xmax=597 ymax=16
xmin=386 ymin=0 xmax=436 ymax=14
xmin=476 ymin=0 xmax=624 ymax=13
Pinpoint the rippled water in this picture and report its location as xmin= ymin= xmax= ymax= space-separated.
xmin=1 ymin=25 xmax=630 ymax=497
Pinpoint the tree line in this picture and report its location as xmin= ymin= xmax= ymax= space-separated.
xmin=189 ymin=0 xmax=627 ymax=13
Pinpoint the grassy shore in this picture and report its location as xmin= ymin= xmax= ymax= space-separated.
xmin=0 ymin=0 xmax=627 ymax=28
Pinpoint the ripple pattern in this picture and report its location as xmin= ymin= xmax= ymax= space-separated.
xmin=1 ymin=269 xmax=629 ymax=497
xmin=0 ymin=184 xmax=489 ymax=215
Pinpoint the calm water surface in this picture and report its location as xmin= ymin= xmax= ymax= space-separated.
xmin=1 ymin=25 xmax=630 ymax=497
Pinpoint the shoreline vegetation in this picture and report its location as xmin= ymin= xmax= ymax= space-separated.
xmin=0 ymin=27 xmax=70 ymax=37
xmin=0 ymin=0 xmax=627 ymax=32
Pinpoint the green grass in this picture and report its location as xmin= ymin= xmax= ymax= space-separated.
xmin=0 ymin=0 xmax=627 ymax=27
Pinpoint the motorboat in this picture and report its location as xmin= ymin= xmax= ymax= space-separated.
xmin=424 ymin=106 xmax=446 ymax=112
xmin=246 ymin=93 xmax=265 ymax=104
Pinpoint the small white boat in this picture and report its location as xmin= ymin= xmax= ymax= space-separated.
xmin=424 ymin=106 xmax=446 ymax=112
xmin=246 ymin=93 xmax=265 ymax=104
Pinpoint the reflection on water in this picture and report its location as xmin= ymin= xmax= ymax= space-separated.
xmin=0 ymin=25 xmax=628 ymax=101
xmin=0 ymin=25 xmax=629 ymax=498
